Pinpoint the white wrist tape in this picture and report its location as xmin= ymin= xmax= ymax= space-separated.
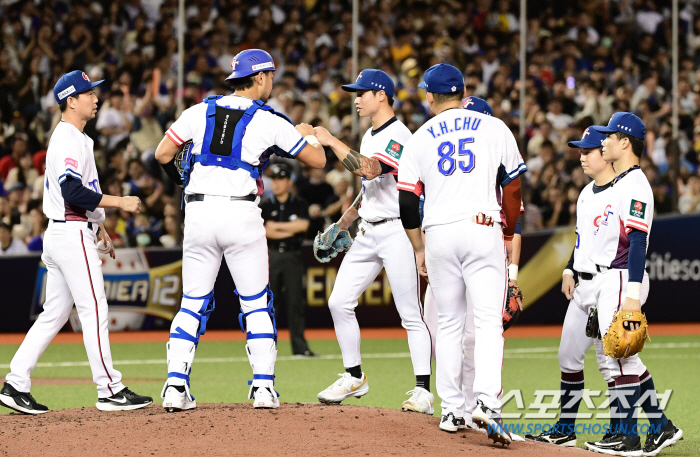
xmin=626 ymin=282 xmax=641 ymax=300
xmin=508 ymin=264 xmax=518 ymax=281
xmin=563 ymin=269 xmax=574 ymax=277
xmin=304 ymin=135 xmax=320 ymax=146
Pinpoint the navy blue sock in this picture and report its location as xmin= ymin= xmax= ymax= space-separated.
xmin=639 ymin=370 xmax=669 ymax=429
xmin=607 ymin=381 xmax=620 ymax=435
xmin=614 ymin=375 xmax=641 ymax=439
xmin=559 ymin=371 xmax=584 ymax=431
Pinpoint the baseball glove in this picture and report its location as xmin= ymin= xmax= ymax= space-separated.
xmin=503 ymin=286 xmax=523 ymax=331
xmin=602 ymin=310 xmax=649 ymax=358
xmin=313 ymin=223 xmax=353 ymax=263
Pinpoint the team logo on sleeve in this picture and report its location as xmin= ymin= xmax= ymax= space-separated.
xmin=385 ymin=140 xmax=403 ymax=160
xmin=630 ymin=200 xmax=647 ymax=218
xmin=65 ymin=158 xmax=78 ymax=168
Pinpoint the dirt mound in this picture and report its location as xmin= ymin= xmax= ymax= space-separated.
xmin=0 ymin=403 xmax=590 ymax=457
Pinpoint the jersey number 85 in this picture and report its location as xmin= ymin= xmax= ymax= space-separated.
xmin=438 ymin=137 xmax=475 ymax=176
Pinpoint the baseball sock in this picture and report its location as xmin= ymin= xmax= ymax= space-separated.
xmin=614 ymin=375 xmax=641 ymax=439
xmin=415 ymin=375 xmax=430 ymax=392
xmin=559 ymin=371 xmax=584 ymax=434
xmin=639 ymin=370 xmax=669 ymax=429
xmin=346 ymin=365 xmax=362 ymax=379
xmin=607 ymin=381 xmax=620 ymax=436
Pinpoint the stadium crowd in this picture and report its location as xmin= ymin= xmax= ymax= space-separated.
xmin=0 ymin=0 xmax=699 ymax=255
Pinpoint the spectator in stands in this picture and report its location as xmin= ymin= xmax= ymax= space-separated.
xmin=680 ymin=175 xmax=700 ymax=214
xmin=0 ymin=133 xmax=28 ymax=182
xmin=0 ymin=222 xmax=28 ymax=256
xmin=4 ymin=150 xmax=37 ymax=192
xmin=96 ymin=84 xmax=134 ymax=151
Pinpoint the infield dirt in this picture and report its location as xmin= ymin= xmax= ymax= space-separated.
xmin=0 ymin=403 xmax=592 ymax=457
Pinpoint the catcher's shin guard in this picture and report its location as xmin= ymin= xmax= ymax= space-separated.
xmin=166 ymin=290 xmax=215 ymax=392
xmin=237 ymin=286 xmax=278 ymax=391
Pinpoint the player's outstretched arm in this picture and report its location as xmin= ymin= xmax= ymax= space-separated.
xmin=294 ymin=123 xmax=326 ymax=168
xmin=313 ymin=126 xmax=383 ymax=179
xmin=61 ymin=176 xmax=141 ymax=215
xmin=337 ymin=192 xmax=362 ymax=230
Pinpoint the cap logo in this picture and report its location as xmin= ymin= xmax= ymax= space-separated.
xmin=357 ymin=72 xmax=363 ymax=81
xmin=231 ymin=58 xmax=239 ymax=70
xmin=251 ymin=62 xmax=274 ymax=71
xmin=463 ymin=98 xmax=474 ymax=108
xmin=82 ymin=72 xmax=90 ymax=81
xmin=57 ymin=85 xmax=76 ymax=101
xmin=582 ymin=128 xmax=590 ymax=139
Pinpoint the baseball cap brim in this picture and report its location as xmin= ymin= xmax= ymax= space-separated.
xmin=417 ymin=81 xmax=426 ymax=89
xmin=568 ymin=139 xmax=602 ymax=149
xmin=79 ymin=80 xmax=105 ymax=93
xmin=341 ymin=83 xmax=371 ymax=92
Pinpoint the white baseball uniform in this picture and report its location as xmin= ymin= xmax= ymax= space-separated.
xmin=163 ymin=95 xmax=308 ymax=397
xmin=328 ymin=117 xmax=432 ymax=376
xmin=398 ymin=110 xmax=525 ymax=417
xmin=6 ymin=121 xmax=124 ymax=399
xmin=558 ymin=181 xmax=619 ymax=381
xmin=589 ymin=168 xmax=652 ymax=379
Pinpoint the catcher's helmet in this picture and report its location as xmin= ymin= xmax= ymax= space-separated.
xmin=225 ymin=49 xmax=276 ymax=81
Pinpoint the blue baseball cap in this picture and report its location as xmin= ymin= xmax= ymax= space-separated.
xmin=418 ymin=63 xmax=464 ymax=94
xmin=567 ymin=126 xmax=606 ymax=149
xmin=341 ymin=69 xmax=395 ymax=97
xmin=225 ymin=49 xmax=276 ymax=80
xmin=462 ymin=96 xmax=492 ymax=116
xmin=591 ymin=112 xmax=646 ymax=140
xmin=53 ymin=70 xmax=104 ymax=104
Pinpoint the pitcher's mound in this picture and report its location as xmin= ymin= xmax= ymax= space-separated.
xmin=0 ymin=403 xmax=590 ymax=456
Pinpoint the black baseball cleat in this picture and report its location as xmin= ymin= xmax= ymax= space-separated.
xmin=643 ymin=420 xmax=683 ymax=456
xmin=585 ymin=433 xmax=642 ymax=457
xmin=472 ymin=399 xmax=512 ymax=446
xmin=439 ymin=412 xmax=465 ymax=433
xmin=524 ymin=426 xmax=577 ymax=447
xmin=96 ymin=387 xmax=153 ymax=411
xmin=0 ymin=382 xmax=49 ymax=415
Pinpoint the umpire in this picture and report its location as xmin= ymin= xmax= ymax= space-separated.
xmin=260 ymin=164 xmax=316 ymax=357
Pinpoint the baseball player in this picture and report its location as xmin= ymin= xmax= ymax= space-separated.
xmin=398 ymin=64 xmax=525 ymax=444
xmin=312 ymin=69 xmax=434 ymax=414
xmin=422 ymin=96 xmax=509 ymax=430
xmin=154 ymin=49 xmax=325 ymax=412
xmin=0 ymin=71 xmax=151 ymax=414
xmin=580 ymin=113 xmax=682 ymax=456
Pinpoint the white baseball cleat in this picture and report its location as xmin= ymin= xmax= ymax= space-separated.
xmin=462 ymin=416 xmax=485 ymax=432
xmin=317 ymin=373 xmax=369 ymax=404
xmin=162 ymin=386 xmax=196 ymax=413
xmin=252 ymin=387 xmax=280 ymax=409
xmin=401 ymin=387 xmax=434 ymax=414
xmin=472 ymin=399 xmax=512 ymax=446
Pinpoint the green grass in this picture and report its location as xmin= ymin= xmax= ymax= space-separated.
xmin=0 ymin=335 xmax=697 ymax=455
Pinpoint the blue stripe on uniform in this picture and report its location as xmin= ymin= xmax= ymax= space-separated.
xmin=288 ymin=138 xmax=307 ymax=156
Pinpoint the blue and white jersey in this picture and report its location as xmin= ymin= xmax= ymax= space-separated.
xmin=166 ymin=95 xmax=306 ymax=197
xmin=398 ymin=109 xmax=525 ymax=231
xmin=43 ymin=121 xmax=105 ymax=225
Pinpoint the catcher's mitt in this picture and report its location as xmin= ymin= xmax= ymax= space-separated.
xmin=313 ymin=223 xmax=353 ymax=263
xmin=602 ymin=310 xmax=649 ymax=358
xmin=503 ymin=286 xmax=523 ymax=331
